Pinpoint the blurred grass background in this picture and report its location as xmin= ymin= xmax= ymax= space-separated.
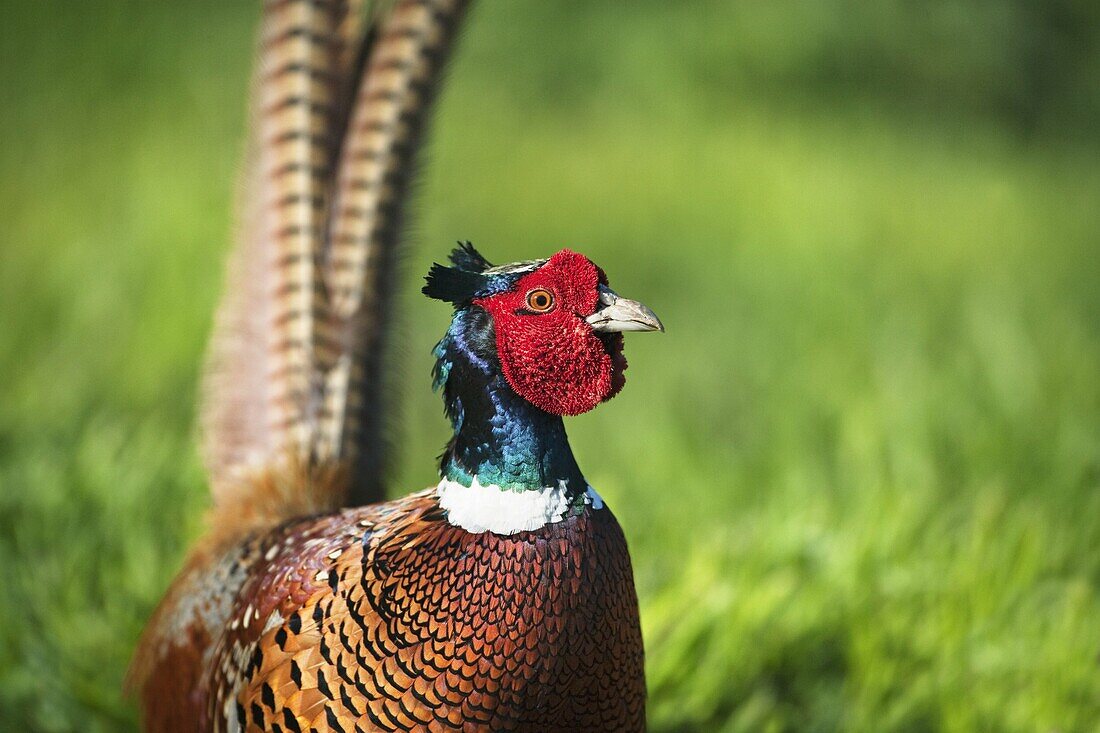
xmin=2 ymin=1 xmax=1100 ymax=730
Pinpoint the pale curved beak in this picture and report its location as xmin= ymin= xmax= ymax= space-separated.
xmin=586 ymin=285 xmax=665 ymax=333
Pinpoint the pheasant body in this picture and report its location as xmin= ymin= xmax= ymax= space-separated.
xmin=142 ymin=492 xmax=644 ymax=731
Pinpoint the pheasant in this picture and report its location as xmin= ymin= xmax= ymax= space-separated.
xmin=130 ymin=1 xmax=662 ymax=731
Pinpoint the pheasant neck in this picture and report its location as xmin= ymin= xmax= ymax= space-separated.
xmin=443 ymin=386 xmax=585 ymax=492
xmin=433 ymin=308 xmax=588 ymax=495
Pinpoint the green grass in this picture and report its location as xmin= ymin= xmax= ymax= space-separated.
xmin=3 ymin=3 xmax=1100 ymax=731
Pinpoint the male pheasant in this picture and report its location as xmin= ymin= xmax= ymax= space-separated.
xmin=130 ymin=2 xmax=662 ymax=731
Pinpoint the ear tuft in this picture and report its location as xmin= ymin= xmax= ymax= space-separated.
xmin=448 ymin=241 xmax=493 ymax=273
xmin=422 ymin=262 xmax=489 ymax=306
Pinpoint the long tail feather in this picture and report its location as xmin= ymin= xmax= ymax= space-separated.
xmin=316 ymin=0 xmax=471 ymax=505
xmin=201 ymin=0 xmax=470 ymax=525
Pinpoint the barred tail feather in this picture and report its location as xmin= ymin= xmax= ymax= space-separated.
xmin=316 ymin=0 xmax=471 ymax=505
xmin=201 ymin=0 xmax=471 ymax=529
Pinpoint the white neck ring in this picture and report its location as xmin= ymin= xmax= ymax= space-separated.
xmin=436 ymin=476 xmax=605 ymax=535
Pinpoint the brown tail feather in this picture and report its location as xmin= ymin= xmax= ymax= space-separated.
xmin=316 ymin=0 xmax=471 ymax=505
xmin=201 ymin=0 xmax=471 ymax=529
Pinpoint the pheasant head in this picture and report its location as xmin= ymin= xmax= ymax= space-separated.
xmin=423 ymin=243 xmax=662 ymax=514
xmin=424 ymin=242 xmax=663 ymax=415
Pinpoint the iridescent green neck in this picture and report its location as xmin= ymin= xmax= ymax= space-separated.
xmin=433 ymin=308 xmax=587 ymax=493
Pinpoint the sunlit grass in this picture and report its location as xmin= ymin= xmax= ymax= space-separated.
xmin=2 ymin=3 xmax=1099 ymax=732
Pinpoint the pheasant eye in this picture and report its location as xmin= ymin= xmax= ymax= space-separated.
xmin=525 ymin=288 xmax=554 ymax=312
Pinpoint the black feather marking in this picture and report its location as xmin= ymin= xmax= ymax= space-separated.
xmin=422 ymin=262 xmax=490 ymax=305
xmin=317 ymin=668 xmax=334 ymax=699
xmin=448 ymin=240 xmax=493 ymax=272
xmin=341 ymin=684 xmax=363 ymax=716
xmin=290 ymin=659 xmax=303 ymax=688
xmin=325 ymin=707 xmax=347 ymax=733
xmin=262 ymin=682 xmax=276 ymax=710
xmin=283 ymin=708 xmax=303 ymax=733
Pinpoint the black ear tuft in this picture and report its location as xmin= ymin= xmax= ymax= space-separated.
xmin=422 ymin=262 xmax=489 ymax=306
xmin=448 ymin=241 xmax=493 ymax=273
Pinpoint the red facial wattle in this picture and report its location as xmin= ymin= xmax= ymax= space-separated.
xmin=473 ymin=249 xmax=627 ymax=416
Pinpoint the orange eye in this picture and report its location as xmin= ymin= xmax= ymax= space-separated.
xmin=525 ymin=288 xmax=554 ymax=312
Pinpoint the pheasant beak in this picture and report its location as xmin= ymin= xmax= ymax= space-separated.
xmin=586 ymin=285 xmax=665 ymax=333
